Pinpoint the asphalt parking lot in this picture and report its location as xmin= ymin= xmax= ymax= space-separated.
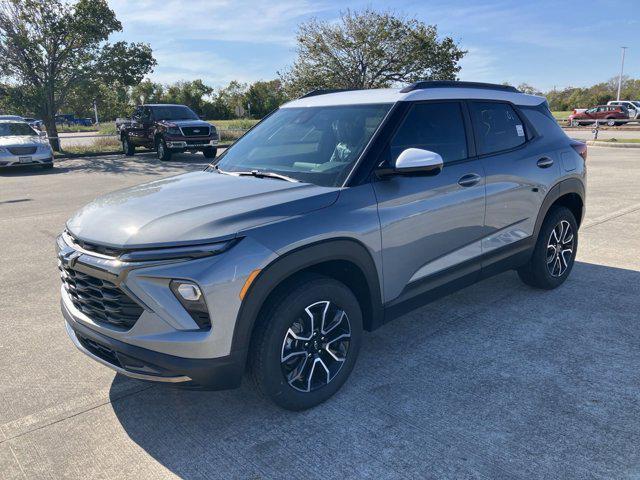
xmin=1 ymin=147 xmax=640 ymax=479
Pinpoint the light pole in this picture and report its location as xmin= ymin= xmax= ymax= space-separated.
xmin=616 ymin=46 xmax=628 ymax=101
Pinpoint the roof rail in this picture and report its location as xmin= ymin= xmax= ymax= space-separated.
xmin=299 ymin=88 xmax=358 ymax=98
xmin=400 ymin=81 xmax=520 ymax=94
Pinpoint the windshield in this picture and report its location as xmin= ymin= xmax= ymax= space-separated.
xmin=152 ymin=106 xmax=198 ymax=121
xmin=0 ymin=122 xmax=37 ymax=136
xmin=213 ymin=104 xmax=391 ymax=187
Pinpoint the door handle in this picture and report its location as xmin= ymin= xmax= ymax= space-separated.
xmin=537 ymin=157 xmax=554 ymax=168
xmin=458 ymin=173 xmax=481 ymax=187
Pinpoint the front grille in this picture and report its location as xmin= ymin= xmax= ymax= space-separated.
xmin=77 ymin=333 xmax=122 ymax=367
xmin=181 ymin=126 xmax=210 ymax=137
xmin=8 ymin=146 xmax=37 ymax=155
xmin=60 ymin=265 xmax=143 ymax=329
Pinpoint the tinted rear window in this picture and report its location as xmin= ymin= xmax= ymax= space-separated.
xmin=469 ymin=102 xmax=526 ymax=155
xmin=390 ymin=102 xmax=468 ymax=163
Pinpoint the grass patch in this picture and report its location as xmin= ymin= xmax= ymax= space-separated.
xmin=208 ymin=119 xmax=259 ymax=130
xmin=58 ymin=136 xmax=121 ymax=156
xmin=552 ymin=111 xmax=572 ymax=120
xmin=55 ymin=122 xmax=117 ymax=135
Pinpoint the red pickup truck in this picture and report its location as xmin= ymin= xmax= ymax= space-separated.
xmin=568 ymin=105 xmax=629 ymax=127
xmin=117 ymin=104 xmax=218 ymax=161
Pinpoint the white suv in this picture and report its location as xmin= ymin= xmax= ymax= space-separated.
xmin=607 ymin=100 xmax=640 ymax=120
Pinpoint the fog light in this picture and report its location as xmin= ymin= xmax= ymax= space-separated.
xmin=170 ymin=280 xmax=211 ymax=330
xmin=176 ymin=282 xmax=202 ymax=301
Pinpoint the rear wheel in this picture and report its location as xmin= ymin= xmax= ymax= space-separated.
xmin=122 ymin=136 xmax=135 ymax=156
xmin=203 ymin=147 xmax=217 ymax=159
xmin=156 ymin=137 xmax=172 ymax=161
xmin=606 ymin=118 xmax=616 ymax=127
xmin=518 ymin=206 xmax=578 ymax=289
xmin=250 ymin=275 xmax=363 ymax=410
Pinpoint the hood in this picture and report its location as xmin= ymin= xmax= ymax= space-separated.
xmin=67 ymin=171 xmax=339 ymax=248
xmin=158 ymin=119 xmax=212 ymax=128
xmin=0 ymin=135 xmax=47 ymax=147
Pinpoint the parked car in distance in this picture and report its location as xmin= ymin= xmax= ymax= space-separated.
xmin=55 ymin=114 xmax=93 ymax=127
xmin=607 ymin=100 xmax=640 ymax=120
xmin=59 ymin=82 xmax=586 ymax=410
xmin=23 ymin=117 xmax=45 ymax=130
xmin=117 ymin=104 xmax=218 ymax=161
xmin=568 ymin=105 xmax=629 ymax=126
xmin=0 ymin=119 xmax=53 ymax=169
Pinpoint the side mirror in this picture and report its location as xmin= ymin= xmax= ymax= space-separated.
xmin=377 ymin=148 xmax=444 ymax=178
xmin=38 ymin=131 xmax=47 ymax=138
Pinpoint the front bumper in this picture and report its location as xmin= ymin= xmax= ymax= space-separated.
xmin=166 ymin=138 xmax=218 ymax=149
xmin=57 ymin=232 xmax=277 ymax=388
xmin=0 ymin=152 xmax=53 ymax=167
xmin=64 ymin=304 xmax=245 ymax=389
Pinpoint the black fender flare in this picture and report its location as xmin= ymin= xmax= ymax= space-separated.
xmin=533 ymin=178 xmax=585 ymax=238
xmin=230 ymin=238 xmax=384 ymax=363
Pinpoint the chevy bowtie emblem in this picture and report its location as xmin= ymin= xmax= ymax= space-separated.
xmin=61 ymin=250 xmax=81 ymax=267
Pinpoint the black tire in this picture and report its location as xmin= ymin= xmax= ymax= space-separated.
xmin=250 ymin=275 xmax=363 ymax=411
xmin=42 ymin=162 xmax=54 ymax=169
xmin=517 ymin=206 xmax=578 ymax=289
xmin=122 ymin=136 xmax=135 ymax=156
xmin=203 ymin=147 xmax=217 ymax=159
xmin=156 ymin=137 xmax=172 ymax=161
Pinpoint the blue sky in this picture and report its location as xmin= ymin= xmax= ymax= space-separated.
xmin=109 ymin=0 xmax=640 ymax=92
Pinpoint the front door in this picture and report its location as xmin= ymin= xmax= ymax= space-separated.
xmin=373 ymin=101 xmax=486 ymax=302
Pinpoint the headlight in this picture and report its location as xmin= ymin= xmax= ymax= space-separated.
xmin=166 ymin=127 xmax=181 ymax=136
xmin=117 ymin=240 xmax=236 ymax=262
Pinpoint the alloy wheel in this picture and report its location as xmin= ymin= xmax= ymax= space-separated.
xmin=280 ymin=300 xmax=351 ymax=393
xmin=546 ymin=220 xmax=574 ymax=277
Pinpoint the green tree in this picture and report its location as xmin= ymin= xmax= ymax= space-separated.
xmin=245 ymin=79 xmax=288 ymax=118
xmin=163 ymin=79 xmax=213 ymax=115
xmin=129 ymin=79 xmax=165 ymax=106
xmin=0 ymin=0 xmax=155 ymax=149
xmin=280 ymin=9 xmax=466 ymax=97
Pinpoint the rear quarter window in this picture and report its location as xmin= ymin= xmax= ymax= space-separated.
xmin=469 ymin=102 xmax=527 ymax=155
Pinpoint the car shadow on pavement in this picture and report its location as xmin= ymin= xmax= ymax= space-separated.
xmin=109 ymin=261 xmax=640 ymax=479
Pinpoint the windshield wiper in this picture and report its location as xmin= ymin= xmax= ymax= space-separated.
xmin=215 ymin=167 xmax=299 ymax=183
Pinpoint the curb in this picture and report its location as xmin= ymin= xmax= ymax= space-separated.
xmin=585 ymin=141 xmax=640 ymax=148
xmin=54 ymin=144 xmax=233 ymax=159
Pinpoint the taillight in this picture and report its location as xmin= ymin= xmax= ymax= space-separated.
xmin=571 ymin=140 xmax=587 ymax=162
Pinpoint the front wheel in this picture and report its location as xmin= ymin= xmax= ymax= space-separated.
xmin=250 ymin=275 xmax=363 ymax=410
xmin=122 ymin=136 xmax=135 ymax=156
xmin=517 ymin=206 xmax=578 ymax=289
xmin=156 ymin=137 xmax=172 ymax=161
xmin=203 ymin=147 xmax=217 ymax=159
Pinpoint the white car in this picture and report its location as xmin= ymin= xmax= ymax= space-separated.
xmin=0 ymin=120 xmax=54 ymax=169
xmin=607 ymin=100 xmax=640 ymax=120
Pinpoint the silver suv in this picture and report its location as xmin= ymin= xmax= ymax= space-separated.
xmin=58 ymin=81 xmax=586 ymax=410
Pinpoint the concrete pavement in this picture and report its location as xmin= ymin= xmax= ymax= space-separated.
xmin=1 ymin=148 xmax=640 ymax=479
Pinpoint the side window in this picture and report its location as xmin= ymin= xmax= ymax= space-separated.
xmin=142 ymin=107 xmax=152 ymax=121
xmin=390 ymin=102 xmax=468 ymax=163
xmin=469 ymin=102 xmax=526 ymax=155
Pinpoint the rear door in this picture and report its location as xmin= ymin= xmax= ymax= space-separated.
xmin=373 ymin=101 xmax=486 ymax=302
xmin=469 ymin=100 xmax=560 ymax=258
